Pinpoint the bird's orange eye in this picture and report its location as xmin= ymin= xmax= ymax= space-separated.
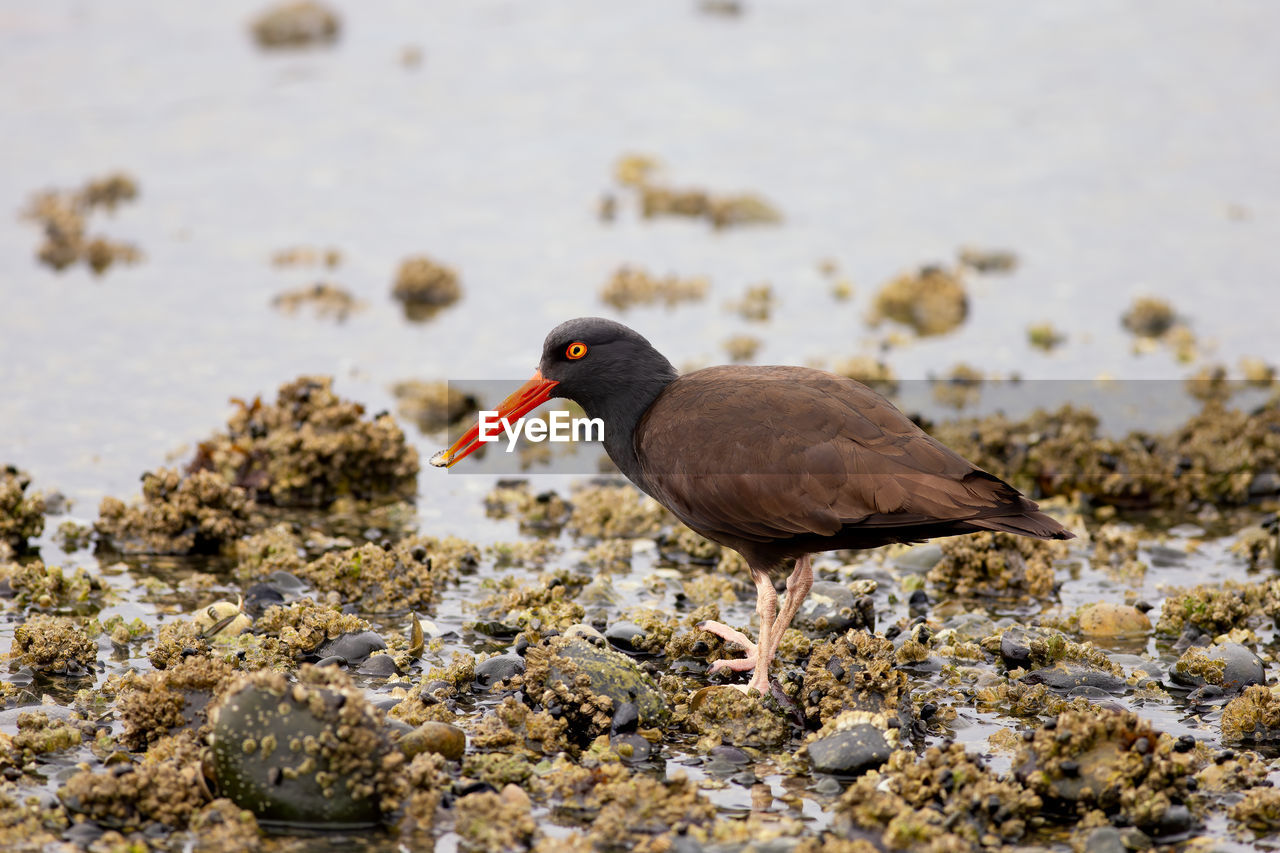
xmin=566 ymin=342 xmax=588 ymax=360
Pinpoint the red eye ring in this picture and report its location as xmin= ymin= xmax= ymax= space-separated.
xmin=566 ymin=342 xmax=588 ymax=360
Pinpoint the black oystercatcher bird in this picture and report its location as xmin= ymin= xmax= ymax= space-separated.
xmin=432 ymin=318 xmax=1073 ymax=694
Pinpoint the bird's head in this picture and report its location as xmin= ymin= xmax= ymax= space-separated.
xmin=431 ymin=317 xmax=676 ymax=468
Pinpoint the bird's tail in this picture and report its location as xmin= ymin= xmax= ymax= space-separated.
xmin=970 ymin=511 xmax=1075 ymax=540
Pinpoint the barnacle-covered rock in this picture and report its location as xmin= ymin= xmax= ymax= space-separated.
xmin=206 ymin=666 xmax=405 ymax=826
xmin=187 ymin=376 xmax=418 ymax=508
xmin=11 ymin=613 xmax=96 ymax=676
xmin=0 ymin=466 xmax=44 ymax=557
xmin=95 ymin=468 xmax=251 ymax=555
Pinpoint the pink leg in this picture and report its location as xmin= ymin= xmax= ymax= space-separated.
xmin=761 ymin=554 xmax=814 ymax=667
xmin=699 ymin=569 xmax=777 ymax=683
xmin=746 ymin=554 xmax=813 ymax=695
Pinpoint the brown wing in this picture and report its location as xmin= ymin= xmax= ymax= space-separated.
xmin=634 ymin=366 xmax=1042 ymax=544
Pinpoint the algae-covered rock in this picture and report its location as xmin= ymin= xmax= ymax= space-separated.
xmin=391 ymin=255 xmax=461 ymax=321
xmin=686 ymin=685 xmax=789 ymax=750
xmin=834 ymin=741 xmax=1042 ymax=848
xmin=929 ymin=531 xmax=1065 ymax=598
xmin=600 ymin=265 xmax=708 ymax=311
xmin=800 ymin=630 xmax=911 ymax=726
xmin=1014 ymin=706 xmax=1198 ymax=830
xmin=1171 ymin=643 xmax=1264 ymax=693
xmin=188 ymin=376 xmax=419 ymax=508
xmin=95 ymin=468 xmax=251 ymax=555
xmin=289 ymin=536 xmax=467 ymax=611
xmin=271 ymin=282 xmax=363 ymax=321
xmin=250 ymin=1 xmax=339 ymax=48
xmin=10 ymin=613 xmax=96 ymax=676
xmin=0 ymin=466 xmax=44 ymax=556
xmin=868 ymin=266 xmax=968 ymax=337
xmin=59 ymin=731 xmax=207 ymax=830
xmin=116 ymin=656 xmax=237 ymax=750
xmin=0 ymin=559 xmax=103 ymax=611
xmin=927 ymin=400 xmax=1280 ymax=509
xmin=206 ymin=666 xmax=404 ymax=826
xmin=567 ymin=483 xmax=670 ymax=539
xmin=391 ymin=380 xmax=478 ymax=434
xmin=1221 ymin=685 xmax=1280 ymax=746
xmin=520 ymin=636 xmax=668 ymax=742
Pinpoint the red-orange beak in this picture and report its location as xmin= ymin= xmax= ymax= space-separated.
xmin=429 ymin=370 xmax=559 ymax=468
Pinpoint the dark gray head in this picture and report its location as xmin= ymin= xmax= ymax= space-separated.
xmin=538 ymin=317 xmax=678 ymax=419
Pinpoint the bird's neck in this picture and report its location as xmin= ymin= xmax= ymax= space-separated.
xmin=579 ymin=362 xmax=677 ymax=491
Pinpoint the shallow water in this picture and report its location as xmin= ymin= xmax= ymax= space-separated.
xmin=2 ymin=1 xmax=1280 ymax=850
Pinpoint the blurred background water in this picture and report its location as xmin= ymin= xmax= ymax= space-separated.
xmin=1 ymin=0 xmax=1277 ymax=536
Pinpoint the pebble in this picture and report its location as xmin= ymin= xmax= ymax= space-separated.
xmin=474 ymin=653 xmax=526 ymax=688
xmin=807 ymin=724 xmax=892 ymax=777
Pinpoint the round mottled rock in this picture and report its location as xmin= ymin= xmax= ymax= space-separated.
xmin=807 ymin=723 xmax=892 ymax=777
xmin=207 ymin=666 xmax=399 ymax=827
xmin=534 ymin=636 xmax=668 ymax=732
xmin=474 ymin=653 xmax=526 ymax=689
xmin=397 ymin=721 xmax=466 ymax=761
xmin=1077 ymin=602 xmax=1152 ymax=641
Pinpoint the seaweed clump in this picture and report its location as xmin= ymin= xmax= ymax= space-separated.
xmin=926 ymin=399 xmax=1280 ymax=509
xmin=391 ymin=380 xmax=478 ymax=434
xmin=11 ymin=613 xmax=97 ymax=676
xmin=1014 ymin=707 xmax=1199 ymax=832
xmin=833 ymin=742 xmax=1042 ymax=848
xmin=21 ymin=172 xmax=142 ymax=275
xmin=96 ymin=468 xmax=252 ymax=555
xmin=609 ymin=154 xmax=781 ymax=229
xmin=928 ymin=531 xmax=1065 ymax=598
xmin=188 ymin=376 xmax=419 ymax=508
xmin=600 ymin=265 xmax=708 ymax=311
xmin=0 ymin=559 xmax=102 ymax=611
xmin=868 ymin=266 xmax=968 ymax=337
xmin=391 ymin=255 xmax=461 ymax=321
xmin=0 ymin=466 xmax=44 ymax=557
xmin=250 ymin=1 xmax=340 ymax=48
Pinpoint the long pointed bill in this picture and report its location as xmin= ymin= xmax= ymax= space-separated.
xmin=429 ymin=371 xmax=559 ymax=468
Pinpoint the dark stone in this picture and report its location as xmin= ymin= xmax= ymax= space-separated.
xmin=796 ymin=581 xmax=873 ymax=634
xmin=604 ymin=621 xmax=647 ymax=654
xmin=473 ymin=653 xmax=525 ymax=688
xmin=807 ymin=724 xmax=892 ymax=777
xmin=611 ymin=701 xmax=640 ymax=734
xmin=1018 ymin=662 xmax=1126 ymax=694
xmin=999 ymin=627 xmax=1032 ymax=669
xmin=315 ymin=631 xmax=387 ymax=666
xmin=357 ymin=654 xmax=399 ymax=677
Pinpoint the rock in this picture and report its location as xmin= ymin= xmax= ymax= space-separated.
xmin=1171 ymin=643 xmax=1264 ymax=693
xmin=474 ymin=653 xmax=525 ymax=689
xmin=1019 ymin=662 xmax=1127 ymax=694
xmin=795 ymin=581 xmax=874 ymax=634
xmin=807 ymin=724 xmax=892 ymax=777
xmin=1077 ymin=602 xmax=1152 ymax=640
xmin=999 ymin=626 xmax=1034 ymax=669
xmin=604 ymin=621 xmax=647 ymax=653
xmin=315 ymin=630 xmax=387 ymax=666
xmin=206 ymin=667 xmax=398 ymax=827
xmin=530 ymin=637 xmax=669 ymax=739
xmin=397 ymin=721 xmax=466 ymax=761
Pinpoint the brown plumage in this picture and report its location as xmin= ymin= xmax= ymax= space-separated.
xmin=636 ymin=365 xmax=1067 ymax=571
xmin=435 ymin=318 xmax=1074 ymax=695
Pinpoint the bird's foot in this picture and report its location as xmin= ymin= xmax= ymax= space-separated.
xmin=697 ymin=620 xmax=760 ymax=674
